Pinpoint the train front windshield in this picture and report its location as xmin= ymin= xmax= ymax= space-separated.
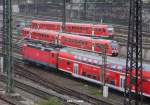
xmin=110 ymin=40 xmax=119 ymax=49
xmin=108 ymin=25 xmax=114 ymax=36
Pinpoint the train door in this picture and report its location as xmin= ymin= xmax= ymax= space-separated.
xmin=120 ymin=75 xmax=125 ymax=90
xmin=73 ymin=63 xmax=78 ymax=75
xmin=50 ymin=52 xmax=57 ymax=68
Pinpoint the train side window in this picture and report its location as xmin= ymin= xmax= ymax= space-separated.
xmin=96 ymin=28 xmax=99 ymax=32
xmin=67 ymin=60 xmax=70 ymax=65
xmin=52 ymin=53 xmax=54 ymax=58
xmin=80 ymin=27 xmax=82 ymax=31
xmin=86 ymin=27 xmax=88 ymax=32
xmin=82 ymin=71 xmax=86 ymax=76
xmin=103 ymin=28 xmax=106 ymax=32
xmin=99 ymin=28 xmax=101 ymax=32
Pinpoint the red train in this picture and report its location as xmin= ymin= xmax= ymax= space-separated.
xmin=21 ymin=28 xmax=119 ymax=56
xmin=31 ymin=20 xmax=114 ymax=38
xmin=22 ymin=43 xmax=150 ymax=97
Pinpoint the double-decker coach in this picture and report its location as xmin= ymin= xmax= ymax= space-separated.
xmin=31 ymin=20 xmax=114 ymax=38
xmin=22 ymin=44 xmax=150 ymax=97
xmin=21 ymin=28 xmax=119 ymax=56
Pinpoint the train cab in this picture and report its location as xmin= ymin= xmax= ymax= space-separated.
xmin=94 ymin=24 xmax=114 ymax=38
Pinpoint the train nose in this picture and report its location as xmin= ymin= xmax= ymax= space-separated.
xmin=112 ymin=48 xmax=119 ymax=56
xmin=112 ymin=48 xmax=117 ymax=53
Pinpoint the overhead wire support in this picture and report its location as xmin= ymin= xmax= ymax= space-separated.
xmin=62 ymin=0 xmax=66 ymax=32
xmin=124 ymin=0 xmax=143 ymax=105
xmin=83 ymin=0 xmax=87 ymax=20
xmin=3 ymin=0 xmax=14 ymax=93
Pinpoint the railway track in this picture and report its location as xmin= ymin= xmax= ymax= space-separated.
xmin=0 ymin=91 xmax=26 ymax=105
xmin=0 ymin=74 xmax=71 ymax=105
xmin=12 ymin=59 xmax=122 ymax=105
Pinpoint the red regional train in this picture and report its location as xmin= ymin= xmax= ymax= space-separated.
xmin=21 ymin=28 xmax=119 ymax=56
xmin=22 ymin=43 xmax=150 ymax=97
xmin=31 ymin=20 xmax=114 ymax=38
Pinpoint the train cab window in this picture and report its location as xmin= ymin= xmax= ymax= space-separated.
xmin=87 ymin=74 xmax=91 ymax=78
xmin=93 ymin=74 xmax=97 ymax=79
xmin=103 ymin=28 xmax=106 ymax=32
xmin=86 ymin=27 xmax=88 ymax=32
xmin=111 ymin=64 xmax=116 ymax=70
xmin=82 ymin=71 xmax=86 ymax=76
xmin=110 ymin=80 xmax=115 ymax=85
xmin=118 ymin=65 xmax=123 ymax=72
xmin=99 ymin=28 xmax=101 ymax=32
xmin=67 ymin=60 xmax=70 ymax=65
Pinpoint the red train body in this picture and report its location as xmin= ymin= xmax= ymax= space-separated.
xmin=31 ymin=20 xmax=114 ymax=38
xmin=22 ymin=44 xmax=150 ymax=97
xmin=21 ymin=28 xmax=119 ymax=56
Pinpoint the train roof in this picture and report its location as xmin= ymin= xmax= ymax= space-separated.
xmin=60 ymin=47 xmax=150 ymax=72
xmin=66 ymin=22 xmax=92 ymax=27
xmin=22 ymin=27 xmax=59 ymax=34
xmin=32 ymin=20 xmax=61 ymax=24
xmin=32 ymin=20 xmax=111 ymax=27
xmin=24 ymin=43 xmax=59 ymax=51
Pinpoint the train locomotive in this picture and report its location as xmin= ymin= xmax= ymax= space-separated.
xmin=22 ymin=43 xmax=150 ymax=97
xmin=21 ymin=28 xmax=119 ymax=56
xmin=31 ymin=20 xmax=114 ymax=38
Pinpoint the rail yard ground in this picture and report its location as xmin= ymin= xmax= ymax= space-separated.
xmin=1 ymin=1 xmax=150 ymax=105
